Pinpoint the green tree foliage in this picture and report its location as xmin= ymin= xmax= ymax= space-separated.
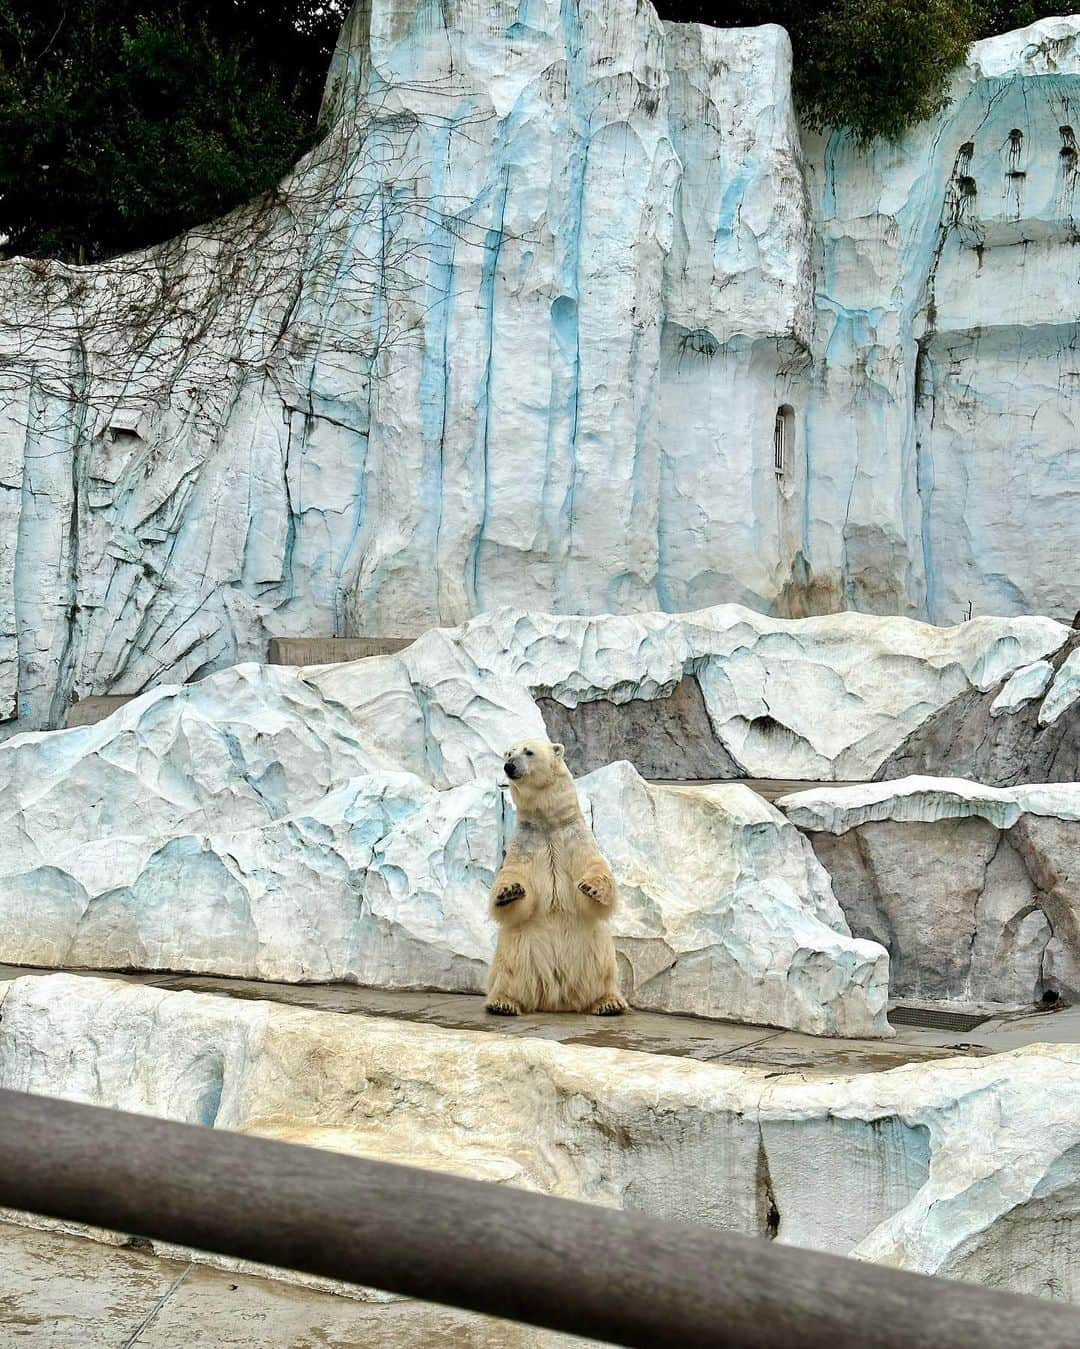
xmin=655 ymin=0 xmax=1079 ymax=142
xmin=979 ymin=0 xmax=1078 ymax=32
xmin=1 ymin=0 xmax=1078 ymax=262
xmin=787 ymin=0 xmax=977 ymax=142
xmin=0 ymin=1 xmax=345 ymax=262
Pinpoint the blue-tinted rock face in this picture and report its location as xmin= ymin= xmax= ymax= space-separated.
xmin=0 ymin=4 xmax=1076 ymax=733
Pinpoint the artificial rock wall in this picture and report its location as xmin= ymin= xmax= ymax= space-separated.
xmin=1 ymin=4 xmax=1078 ymax=735
xmin=3 ymin=604 xmax=1076 ymax=1031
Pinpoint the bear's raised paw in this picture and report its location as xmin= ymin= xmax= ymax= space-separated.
xmin=577 ymin=875 xmax=613 ymax=904
xmin=494 ymin=882 xmax=526 ymax=907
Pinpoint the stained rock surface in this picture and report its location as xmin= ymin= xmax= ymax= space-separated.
xmin=3 ymin=972 xmax=1080 ymax=1304
xmin=781 ymin=779 xmax=1080 ymax=1006
xmin=443 ymin=606 xmax=1068 ymax=779
xmin=878 ymin=632 xmax=1080 ymax=786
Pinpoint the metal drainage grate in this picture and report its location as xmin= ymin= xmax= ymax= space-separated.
xmin=888 ymin=1006 xmax=990 ymax=1032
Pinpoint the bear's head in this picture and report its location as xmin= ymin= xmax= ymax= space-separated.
xmin=501 ymin=738 xmax=568 ymax=791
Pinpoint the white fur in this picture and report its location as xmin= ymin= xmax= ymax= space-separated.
xmin=486 ymin=739 xmax=626 ymax=1016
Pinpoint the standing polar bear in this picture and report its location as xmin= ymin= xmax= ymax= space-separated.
xmin=486 ymin=738 xmax=627 ymax=1017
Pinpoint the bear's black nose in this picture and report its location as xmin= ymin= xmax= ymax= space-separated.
xmin=504 ymin=760 xmax=520 ymax=779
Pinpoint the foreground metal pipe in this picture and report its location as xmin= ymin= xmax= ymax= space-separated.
xmin=1 ymin=1088 xmax=1077 ymax=1348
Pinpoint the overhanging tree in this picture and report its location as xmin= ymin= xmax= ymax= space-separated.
xmin=655 ymin=0 xmax=1078 ymax=142
xmin=0 ymin=0 xmax=345 ymax=263
xmin=1 ymin=0 xmax=1077 ymax=263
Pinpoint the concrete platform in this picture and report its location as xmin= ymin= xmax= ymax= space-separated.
xmin=2 ymin=963 xmax=1075 ymax=1075
xmin=660 ymin=777 xmax=872 ymax=800
xmin=4 ymin=968 xmax=1079 ymax=1341
xmin=267 ymin=636 xmax=416 ymax=665
xmin=64 ymin=695 xmax=135 ymax=727
xmin=0 ymin=1221 xmax=585 ymax=1347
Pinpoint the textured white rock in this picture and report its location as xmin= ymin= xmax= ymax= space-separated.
xmin=875 ymin=635 xmax=1080 ymax=787
xmin=582 ymin=764 xmax=889 ymax=1036
xmin=3 ymin=601 xmax=1074 ymax=1031
xmin=5 ymin=604 xmax=1063 ymax=813
xmin=0 ymin=687 xmax=891 ymax=1035
xmin=406 ymin=605 xmax=1068 ymax=780
xmin=990 ymin=659 xmax=1054 ymax=717
xmin=779 ymin=778 xmax=1080 ymax=1005
xmin=779 ymin=776 xmax=1080 ymax=834
xmin=802 ymin=17 xmax=1080 ymax=626
xmin=0 ymin=6 xmax=1078 ymax=737
xmin=968 ymin=14 xmax=1080 ymax=76
xmin=3 ymin=972 xmax=1080 ymax=1302
xmin=1041 ymin=648 xmax=1080 ymax=727
xmin=662 ymin=23 xmax=810 ymax=348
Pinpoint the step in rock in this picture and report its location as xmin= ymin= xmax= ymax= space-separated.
xmin=65 ymin=695 xmax=137 ymax=728
xmin=0 ymin=962 xmax=975 ymax=1074
xmin=61 ymin=639 xmax=419 ymax=726
xmin=267 ymin=637 xmax=416 ymax=666
xmin=663 ymin=777 xmax=871 ymax=801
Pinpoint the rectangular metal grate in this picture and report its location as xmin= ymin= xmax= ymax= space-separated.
xmin=888 ymin=1005 xmax=989 ymax=1032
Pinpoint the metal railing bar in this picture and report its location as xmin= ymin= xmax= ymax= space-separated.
xmin=0 ymin=1088 xmax=1077 ymax=1349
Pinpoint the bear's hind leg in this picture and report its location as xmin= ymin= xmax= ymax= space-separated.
xmin=486 ymin=929 xmax=534 ymax=1016
xmin=587 ymin=991 xmax=628 ymax=1016
xmin=485 ymin=964 xmax=524 ymax=1015
xmin=578 ymin=926 xmax=627 ymax=1016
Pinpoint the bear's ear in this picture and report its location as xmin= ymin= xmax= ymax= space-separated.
xmin=552 ymin=742 xmax=565 ymax=758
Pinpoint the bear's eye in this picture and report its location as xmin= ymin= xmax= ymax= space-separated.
xmin=524 ymin=749 xmax=533 ymax=756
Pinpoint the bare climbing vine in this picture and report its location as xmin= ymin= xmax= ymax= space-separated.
xmin=0 ymin=55 xmax=527 ymax=732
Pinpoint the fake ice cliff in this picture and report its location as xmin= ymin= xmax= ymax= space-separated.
xmin=0 ymin=4 xmax=1078 ymax=735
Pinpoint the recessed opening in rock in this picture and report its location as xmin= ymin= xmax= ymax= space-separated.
xmin=774 ymin=404 xmax=794 ymax=480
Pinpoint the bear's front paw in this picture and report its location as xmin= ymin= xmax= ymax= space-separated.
xmin=485 ymin=996 xmax=522 ymax=1016
xmin=494 ymin=882 xmax=526 ymax=907
xmin=577 ymin=875 xmax=613 ymax=904
xmin=588 ymin=994 xmax=628 ymax=1016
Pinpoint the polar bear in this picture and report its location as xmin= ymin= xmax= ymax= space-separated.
xmin=485 ymin=738 xmax=627 ymax=1017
